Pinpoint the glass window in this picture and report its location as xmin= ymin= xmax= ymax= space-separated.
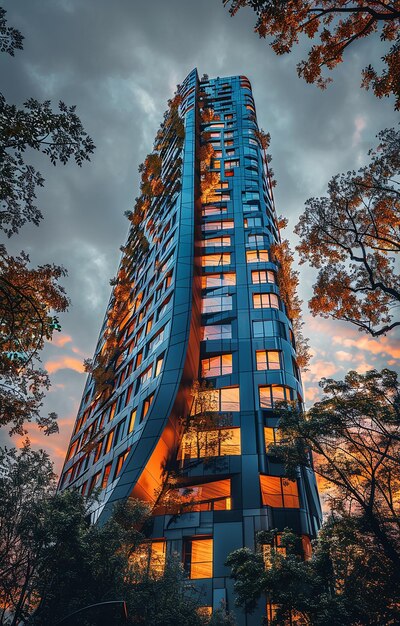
xmin=201 ymin=295 xmax=232 ymax=314
xmin=114 ymin=448 xmax=130 ymax=479
xmin=202 ymin=253 xmax=231 ymax=267
xmin=202 ymin=205 xmax=227 ymax=216
xmin=251 ymin=270 xmax=275 ymax=284
xmin=179 ymin=428 xmax=241 ymax=459
xmin=252 ymin=320 xmax=286 ymax=339
xmin=201 ymin=324 xmax=232 ymax=340
xmin=140 ymin=365 xmax=152 ymax=387
xmin=246 ymin=250 xmax=269 ymax=263
xmin=248 ymin=234 xmax=264 ymax=246
xmin=88 ymin=471 xmax=101 ymax=494
xmin=202 ymin=273 xmax=236 ymax=289
xmin=148 ymin=325 xmax=167 ymax=352
xmin=253 ymin=293 xmax=279 ymax=310
xmin=158 ymin=294 xmax=172 ymax=318
xmin=256 ymin=350 xmax=281 ymax=370
xmin=185 ymin=538 xmax=213 ymax=579
xmin=220 ymin=387 xmax=240 ymax=411
xmin=201 ymin=236 xmax=231 ymax=247
xmin=264 ymin=426 xmax=282 ymax=451
xmin=244 ymin=217 xmax=262 ymax=228
xmin=202 ymin=220 xmax=234 ymax=232
xmin=259 ymin=385 xmax=291 ymax=409
xmin=260 ymin=475 xmax=300 ymax=508
xmin=128 ymin=408 xmax=137 ymax=433
xmin=101 ymin=462 xmax=112 ymax=489
xmin=141 ymin=393 xmax=154 ymax=421
xmin=104 ymin=429 xmax=114 ymax=454
xmin=201 ymin=354 xmax=232 ymax=377
xmin=166 ymin=479 xmax=231 ymax=513
xmin=155 ymin=355 xmax=164 ymax=377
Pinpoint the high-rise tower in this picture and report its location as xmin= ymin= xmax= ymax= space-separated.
xmin=59 ymin=70 xmax=322 ymax=624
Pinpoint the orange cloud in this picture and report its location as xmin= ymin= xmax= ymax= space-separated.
xmin=332 ymin=335 xmax=400 ymax=360
xmin=49 ymin=334 xmax=73 ymax=348
xmin=45 ymin=356 xmax=85 ymax=374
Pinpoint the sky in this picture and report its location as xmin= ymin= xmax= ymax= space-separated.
xmin=2 ymin=0 xmax=399 ymax=474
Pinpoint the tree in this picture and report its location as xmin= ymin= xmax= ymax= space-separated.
xmin=295 ymin=127 xmax=400 ymax=337
xmin=226 ymin=519 xmax=400 ymax=625
xmin=223 ymin=0 xmax=400 ymax=109
xmin=0 ymin=7 xmax=95 ymax=436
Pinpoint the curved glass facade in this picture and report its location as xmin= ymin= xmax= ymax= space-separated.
xmin=59 ymin=69 xmax=322 ymax=624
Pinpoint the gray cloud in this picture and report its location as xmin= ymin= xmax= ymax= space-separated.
xmin=1 ymin=0 xmax=398 ymax=465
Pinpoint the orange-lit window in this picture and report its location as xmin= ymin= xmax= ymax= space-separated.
xmin=262 ymin=534 xmax=287 ymax=568
xmin=260 ymin=475 xmax=300 ymax=508
xmin=136 ymin=350 xmax=143 ymax=367
xmin=155 ymin=355 xmax=164 ymax=377
xmin=168 ymin=479 xmax=231 ymax=513
xmin=253 ymin=293 xmax=279 ymax=310
xmin=201 ymin=354 xmax=232 ymax=377
xmin=109 ymin=401 xmax=117 ymax=421
xmin=128 ymin=409 xmax=137 ymax=433
xmin=104 ymin=429 xmax=114 ymax=454
xmin=185 ymin=537 xmax=213 ymax=579
xmin=202 ymin=206 xmax=227 ymax=217
xmin=125 ymin=383 xmax=133 ymax=406
xmin=131 ymin=540 xmax=166 ymax=576
xmin=225 ymin=169 xmax=234 ymax=177
xmin=146 ymin=316 xmax=153 ymax=334
xmin=93 ymin=439 xmax=103 ymax=463
xmin=246 ymin=250 xmax=269 ymax=263
xmin=213 ymin=159 xmax=220 ymax=169
xmin=225 ymin=159 xmax=239 ymax=168
xmin=101 ymin=462 xmax=112 ymax=489
xmin=202 ymin=220 xmax=234 ymax=232
xmin=201 ymin=236 xmax=231 ymax=247
xmin=259 ymin=385 xmax=291 ymax=409
xmin=114 ymin=448 xmax=130 ymax=479
xmin=201 ymin=324 xmax=232 ymax=340
xmin=179 ymin=428 xmax=241 ymax=459
xmin=256 ymin=350 xmax=281 ymax=370
xmin=197 ymin=607 xmax=212 ymax=619
xmin=251 ymin=270 xmax=275 ymax=284
xmin=264 ymin=426 xmax=282 ymax=452
xmin=202 ymin=253 xmax=231 ymax=267
xmin=302 ymin=535 xmax=312 ymax=560
xmin=220 ymin=387 xmax=240 ymax=411
xmin=202 ymin=273 xmax=236 ymax=288
xmin=142 ymin=393 xmax=154 ymax=421
xmin=66 ymin=440 xmax=78 ymax=461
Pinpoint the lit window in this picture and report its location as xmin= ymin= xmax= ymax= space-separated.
xmin=202 ymin=205 xmax=227 ymax=216
xmin=220 ymin=387 xmax=240 ymax=411
xmin=179 ymin=428 xmax=241 ymax=459
xmin=101 ymin=462 xmax=112 ymax=489
xmin=128 ymin=409 xmax=137 ymax=433
xmin=104 ymin=429 xmax=114 ymax=454
xmin=202 ymin=253 xmax=231 ymax=267
xmin=141 ymin=393 xmax=154 ymax=421
xmin=148 ymin=325 xmax=167 ymax=352
xmin=201 ymin=236 xmax=231 ymax=247
xmin=131 ymin=540 xmax=166 ymax=576
xmin=302 ymin=536 xmax=313 ymax=561
xmin=109 ymin=401 xmax=117 ymax=421
xmin=146 ymin=316 xmax=153 ymax=334
xmin=166 ymin=479 xmax=231 ymax=513
xmin=125 ymin=383 xmax=133 ymax=406
xmin=202 ymin=220 xmax=234 ymax=232
xmin=213 ymin=159 xmax=220 ymax=169
xmin=201 ymin=354 xmax=232 ymax=377
xmin=201 ymin=295 xmax=232 ymax=314
xmin=136 ymin=350 xmax=143 ymax=367
xmin=262 ymin=534 xmax=287 ymax=569
xmin=155 ymin=355 xmax=164 ymax=376
xmin=244 ymin=217 xmax=262 ymax=228
xmin=202 ymin=273 xmax=236 ymax=288
xmin=184 ymin=537 xmax=213 ymax=579
xmin=201 ymin=324 xmax=232 ymax=340
xmin=259 ymin=385 xmax=291 ymax=409
xmin=246 ymin=250 xmax=269 ymax=263
xmin=114 ymin=448 xmax=130 ymax=478
xmin=158 ymin=294 xmax=172 ymax=318
xmin=225 ymin=159 xmax=239 ymax=168
xmin=264 ymin=426 xmax=282 ymax=452
xmin=253 ymin=293 xmax=279 ymax=310
xmin=256 ymin=350 xmax=281 ymax=370
xmin=251 ymin=270 xmax=275 ymax=284
xmin=260 ymin=475 xmax=300 ymax=508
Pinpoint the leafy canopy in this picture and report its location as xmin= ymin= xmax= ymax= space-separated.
xmin=224 ymin=0 xmax=400 ymax=109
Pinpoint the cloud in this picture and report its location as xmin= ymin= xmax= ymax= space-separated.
xmin=45 ymin=356 xmax=85 ymax=374
xmin=332 ymin=335 xmax=400 ymax=360
xmin=352 ymin=114 xmax=367 ymax=146
xmin=49 ymin=334 xmax=72 ymax=347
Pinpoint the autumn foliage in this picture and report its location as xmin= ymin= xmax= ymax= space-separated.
xmin=224 ymin=0 xmax=400 ymax=109
xmin=296 ymin=127 xmax=400 ymax=336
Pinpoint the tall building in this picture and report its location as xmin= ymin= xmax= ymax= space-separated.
xmin=59 ymin=69 xmax=322 ymax=624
